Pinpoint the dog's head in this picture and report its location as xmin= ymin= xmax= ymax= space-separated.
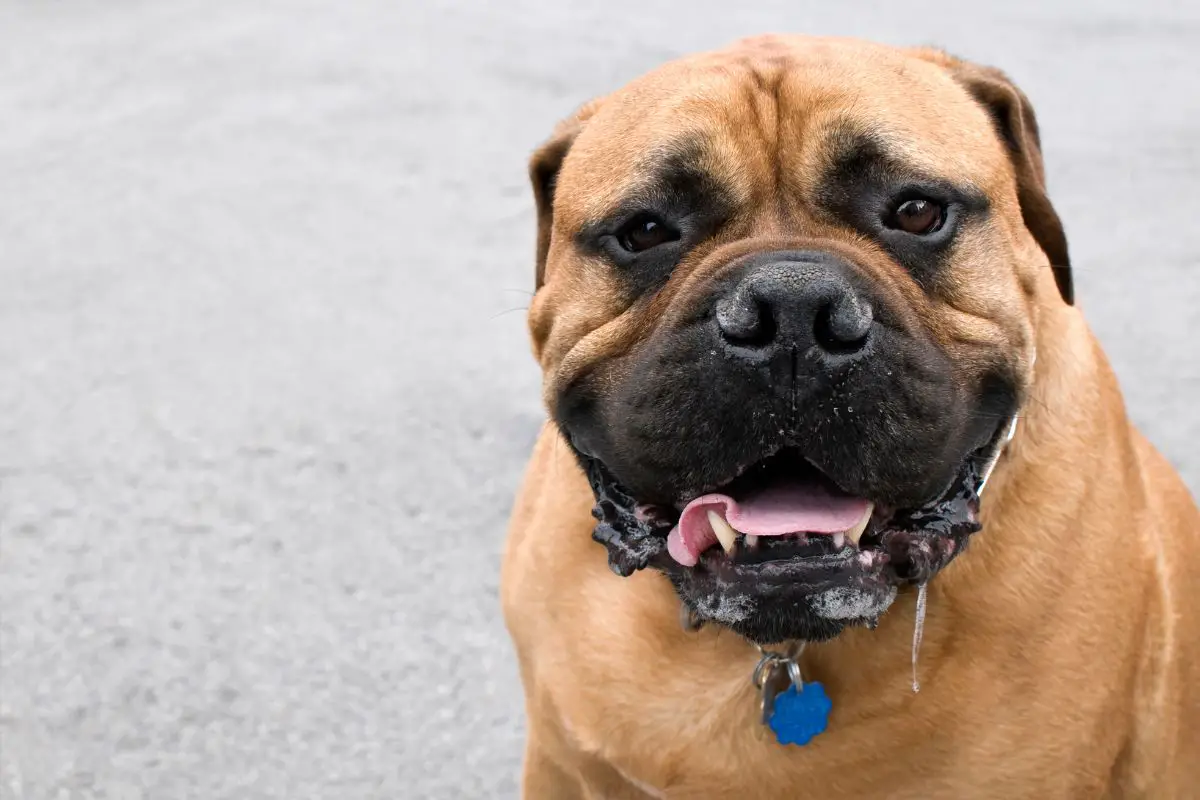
xmin=525 ymin=36 xmax=1070 ymax=644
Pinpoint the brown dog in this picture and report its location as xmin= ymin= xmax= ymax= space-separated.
xmin=502 ymin=35 xmax=1199 ymax=798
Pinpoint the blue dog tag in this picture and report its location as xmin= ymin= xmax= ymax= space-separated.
xmin=767 ymin=681 xmax=831 ymax=746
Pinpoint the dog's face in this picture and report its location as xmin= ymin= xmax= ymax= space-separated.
xmin=526 ymin=36 xmax=1072 ymax=644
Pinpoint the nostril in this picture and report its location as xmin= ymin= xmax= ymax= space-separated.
xmin=717 ymin=299 xmax=776 ymax=349
xmin=814 ymin=297 xmax=873 ymax=355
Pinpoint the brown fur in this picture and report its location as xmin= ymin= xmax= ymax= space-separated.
xmin=503 ymin=35 xmax=1200 ymax=798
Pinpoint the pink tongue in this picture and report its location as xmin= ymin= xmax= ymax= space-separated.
xmin=666 ymin=477 xmax=871 ymax=567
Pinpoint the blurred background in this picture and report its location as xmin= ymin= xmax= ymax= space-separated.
xmin=1 ymin=1 xmax=1196 ymax=797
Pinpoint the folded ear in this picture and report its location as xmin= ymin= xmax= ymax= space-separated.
xmin=919 ymin=52 xmax=1073 ymax=304
xmin=529 ymin=98 xmax=605 ymax=291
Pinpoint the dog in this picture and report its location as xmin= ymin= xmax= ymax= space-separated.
xmin=501 ymin=35 xmax=1199 ymax=798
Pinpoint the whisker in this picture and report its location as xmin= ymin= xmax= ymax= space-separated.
xmin=490 ymin=305 xmax=530 ymax=320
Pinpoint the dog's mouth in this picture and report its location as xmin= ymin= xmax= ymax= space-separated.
xmin=663 ymin=451 xmax=878 ymax=568
xmin=584 ymin=431 xmax=1005 ymax=643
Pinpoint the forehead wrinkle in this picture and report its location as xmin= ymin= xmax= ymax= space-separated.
xmin=731 ymin=59 xmax=783 ymax=163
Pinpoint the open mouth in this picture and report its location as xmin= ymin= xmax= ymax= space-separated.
xmin=664 ymin=451 xmax=878 ymax=568
xmin=584 ymin=432 xmax=1002 ymax=641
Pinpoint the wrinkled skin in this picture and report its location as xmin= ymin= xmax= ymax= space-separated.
xmin=524 ymin=38 xmax=1052 ymax=643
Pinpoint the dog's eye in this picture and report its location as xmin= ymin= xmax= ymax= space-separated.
xmin=886 ymin=198 xmax=946 ymax=235
xmin=616 ymin=214 xmax=680 ymax=253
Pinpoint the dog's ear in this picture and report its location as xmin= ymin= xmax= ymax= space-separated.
xmin=529 ymin=98 xmax=604 ymax=290
xmin=918 ymin=52 xmax=1073 ymax=304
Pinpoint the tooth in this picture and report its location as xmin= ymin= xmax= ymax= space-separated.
xmin=832 ymin=532 xmax=846 ymax=550
xmin=707 ymin=510 xmax=738 ymax=554
xmin=745 ymin=535 xmax=759 ymax=549
xmin=845 ymin=503 xmax=875 ymax=547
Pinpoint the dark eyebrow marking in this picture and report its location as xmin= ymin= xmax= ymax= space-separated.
xmin=814 ymin=118 xmax=990 ymax=213
xmin=576 ymin=135 xmax=738 ymax=243
xmin=821 ymin=121 xmax=938 ymax=191
xmin=822 ymin=121 xmax=895 ymax=185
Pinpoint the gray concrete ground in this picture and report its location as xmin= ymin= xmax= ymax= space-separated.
xmin=1 ymin=1 xmax=1196 ymax=798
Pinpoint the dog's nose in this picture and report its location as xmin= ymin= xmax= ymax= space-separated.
xmin=715 ymin=252 xmax=873 ymax=360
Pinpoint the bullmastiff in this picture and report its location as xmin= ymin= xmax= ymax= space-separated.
xmin=501 ymin=35 xmax=1199 ymax=798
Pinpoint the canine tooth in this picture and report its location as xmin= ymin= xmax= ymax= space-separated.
xmin=832 ymin=532 xmax=846 ymax=550
xmin=707 ymin=510 xmax=738 ymax=554
xmin=845 ymin=503 xmax=875 ymax=547
xmin=745 ymin=535 xmax=759 ymax=549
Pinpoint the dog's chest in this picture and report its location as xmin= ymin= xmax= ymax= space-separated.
xmin=553 ymin=676 xmax=1099 ymax=800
